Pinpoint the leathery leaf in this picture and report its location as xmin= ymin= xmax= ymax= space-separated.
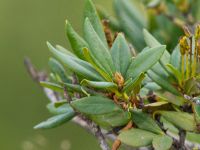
xmin=34 ymin=110 xmax=75 ymax=129
xmin=84 ymin=18 xmax=115 ymax=76
xmin=132 ymin=110 xmax=164 ymax=135
xmin=111 ymin=33 xmax=131 ymax=77
xmin=152 ymin=135 xmax=173 ymax=150
xmin=71 ymin=96 xmax=123 ymax=115
xmin=81 ymin=79 xmax=118 ymax=92
xmin=155 ymin=111 xmax=196 ymax=131
xmin=126 ymin=45 xmax=166 ymax=79
xmin=118 ymin=128 xmax=156 ymax=147
xmin=47 ymin=42 xmax=104 ymax=81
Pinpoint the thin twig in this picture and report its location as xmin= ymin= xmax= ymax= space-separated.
xmin=24 ymin=57 xmax=47 ymax=82
xmin=24 ymin=57 xmax=59 ymax=102
xmin=92 ymin=123 xmax=110 ymax=150
xmin=72 ymin=73 xmax=81 ymax=99
xmin=179 ymin=129 xmax=186 ymax=150
xmin=63 ymin=86 xmax=72 ymax=103
xmin=72 ymin=116 xmax=116 ymax=141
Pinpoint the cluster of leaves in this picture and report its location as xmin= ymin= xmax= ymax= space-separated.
xmin=32 ymin=0 xmax=200 ymax=149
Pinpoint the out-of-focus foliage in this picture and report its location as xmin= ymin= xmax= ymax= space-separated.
xmin=99 ymin=0 xmax=200 ymax=52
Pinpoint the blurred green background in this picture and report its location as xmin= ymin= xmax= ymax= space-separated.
xmin=0 ymin=0 xmax=112 ymax=149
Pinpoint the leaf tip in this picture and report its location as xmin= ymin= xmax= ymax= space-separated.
xmin=65 ymin=20 xmax=71 ymax=30
xmin=46 ymin=41 xmax=53 ymax=50
xmin=39 ymin=81 xmax=45 ymax=86
xmin=85 ymin=0 xmax=94 ymax=7
xmin=33 ymin=124 xmax=40 ymax=130
xmin=80 ymin=79 xmax=87 ymax=85
xmin=65 ymin=19 xmax=68 ymax=25
xmin=143 ymin=28 xmax=148 ymax=33
xmin=46 ymin=41 xmax=50 ymax=45
xmin=84 ymin=17 xmax=90 ymax=24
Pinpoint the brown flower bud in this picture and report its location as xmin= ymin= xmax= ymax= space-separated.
xmin=114 ymin=72 xmax=124 ymax=89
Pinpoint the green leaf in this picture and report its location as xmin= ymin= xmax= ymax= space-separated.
xmin=55 ymin=45 xmax=75 ymax=57
xmin=84 ymin=0 xmax=107 ymax=46
xmin=192 ymin=103 xmax=200 ymax=124
xmin=47 ymin=42 xmax=104 ymax=81
xmin=150 ymin=62 xmax=169 ymax=78
xmin=122 ymin=0 xmax=147 ymax=27
xmin=91 ymin=110 xmax=130 ymax=128
xmin=144 ymin=82 xmax=161 ymax=91
xmin=184 ymin=77 xmax=200 ymax=96
xmin=81 ymin=79 xmax=118 ymax=92
xmin=63 ymin=82 xmax=101 ymax=96
xmin=47 ymin=100 xmax=74 ymax=115
xmin=65 ymin=21 xmax=88 ymax=59
xmin=166 ymin=64 xmax=182 ymax=86
xmin=152 ymin=135 xmax=173 ymax=150
xmin=143 ymin=29 xmax=170 ymax=78
xmin=84 ymin=18 xmax=115 ymax=76
xmin=82 ymin=47 xmax=112 ymax=81
xmin=160 ymin=117 xmax=179 ymax=134
xmin=147 ymin=0 xmax=162 ymax=8
xmin=115 ymin=0 xmax=147 ymax=49
xmin=147 ymin=70 xmax=180 ymax=95
xmin=186 ymin=132 xmax=200 ymax=144
xmin=145 ymin=101 xmax=168 ymax=107
xmin=170 ymin=44 xmax=181 ymax=70
xmin=48 ymin=58 xmax=70 ymax=83
xmin=126 ymin=46 xmax=166 ymax=79
xmin=54 ymin=100 xmax=67 ymax=107
xmin=34 ymin=112 xmax=75 ymax=129
xmin=122 ymin=73 xmax=145 ymax=93
xmin=143 ymin=29 xmax=160 ymax=47
xmin=142 ymin=47 xmax=169 ymax=79
xmin=47 ymin=103 xmax=74 ymax=115
xmin=155 ymin=92 xmax=186 ymax=106
xmin=114 ymin=0 xmax=147 ymax=29
xmin=111 ymin=33 xmax=131 ymax=76
xmin=143 ymin=29 xmax=170 ymax=68
xmin=193 ymin=0 xmax=200 ymax=20
xmin=118 ymin=128 xmax=156 ymax=147
xmin=132 ymin=110 xmax=164 ymax=135
xmin=40 ymin=81 xmax=63 ymax=92
xmin=71 ymin=96 xmax=122 ymax=115
xmin=156 ymin=111 xmax=196 ymax=131
xmin=64 ymin=83 xmax=81 ymax=92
